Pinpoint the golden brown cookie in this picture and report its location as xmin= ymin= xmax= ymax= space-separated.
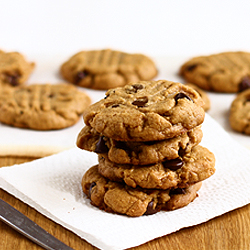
xmin=83 ymin=80 xmax=205 ymax=141
xmin=82 ymin=164 xmax=202 ymax=217
xmin=185 ymin=83 xmax=210 ymax=111
xmin=60 ymin=49 xmax=158 ymax=90
xmin=0 ymin=50 xmax=35 ymax=87
xmin=98 ymin=145 xmax=215 ymax=189
xmin=180 ymin=51 xmax=250 ymax=93
xmin=0 ymin=83 xmax=91 ymax=130
xmin=229 ymin=89 xmax=250 ymax=134
xmin=77 ymin=125 xmax=203 ymax=165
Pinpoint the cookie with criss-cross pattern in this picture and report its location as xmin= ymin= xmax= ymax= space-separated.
xmin=229 ymin=89 xmax=250 ymax=134
xmin=77 ymin=125 xmax=203 ymax=165
xmin=83 ymin=80 xmax=205 ymax=141
xmin=60 ymin=49 xmax=158 ymax=90
xmin=0 ymin=83 xmax=91 ymax=130
xmin=82 ymin=164 xmax=202 ymax=217
xmin=0 ymin=50 xmax=35 ymax=87
xmin=180 ymin=51 xmax=250 ymax=93
xmin=97 ymin=145 xmax=215 ymax=189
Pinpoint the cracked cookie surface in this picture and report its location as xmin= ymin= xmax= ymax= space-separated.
xmin=60 ymin=49 xmax=158 ymax=90
xmin=0 ymin=83 xmax=91 ymax=130
xmin=98 ymin=145 xmax=215 ymax=189
xmin=83 ymin=80 xmax=205 ymax=141
xmin=0 ymin=50 xmax=35 ymax=87
xmin=180 ymin=51 xmax=250 ymax=93
xmin=82 ymin=164 xmax=202 ymax=217
xmin=77 ymin=125 xmax=203 ymax=165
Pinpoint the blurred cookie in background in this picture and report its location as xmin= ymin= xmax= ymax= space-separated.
xmin=0 ymin=49 xmax=35 ymax=87
xmin=180 ymin=51 xmax=250 ymax=93
xmin=0 ymin=83 xmax=91 ymax=130
xmin=229 ymin=89 xmax=250 ymax=135
xmin=60 ymin=49 xmax=158 ymax=90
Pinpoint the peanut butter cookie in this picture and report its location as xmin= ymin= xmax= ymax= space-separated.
xmin=229 ymin=89 xmax=250 ymax=134
xmin=180 ymin=51 xmax=250 ymax=93
xmin=77 ymin=125 xmax=203 ymax=165
xmin=60 ymin=49 xmax=158 ymax=90
xmin=83 ymin=80 xmax=205 ymax=141
xmin=82 ymin=164 xmax=202 ymax=217
xmin=98 ymin=145 xmax=215 ymax=189
xmin=0 ymin=83 xmax=91 ymax=130
xmin=0 ymin=50 xmax=35 ymax=87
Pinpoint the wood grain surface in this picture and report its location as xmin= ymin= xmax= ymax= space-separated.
xmin=0 ymin=156 xmax=250 ymax=250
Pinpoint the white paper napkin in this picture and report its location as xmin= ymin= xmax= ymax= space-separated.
xmin=1 ymin=114 xmax=250 ymax=250
xmin=1 ymin=55 xmax=250 ymax=157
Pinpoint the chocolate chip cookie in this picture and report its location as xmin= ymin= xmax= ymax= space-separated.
xmin=97 ymin=145 xmax=215 ymax=189
xmin=0 ymin=83 xmax=91 ymax=130
xmin=83 ymin=80 xmax=205 ymax=141
xmin=229 ymin=89 xmax=250 ymax=134
xmin=77 ymin=125 xmax=203 ymax=165
xmin=0 ymin=50 xmax=35 ymax=87
xmin=60 ymin=49 xmax=158 ymax=90
xmin=180 ymin=51 xmax=250 ymax=93
xmin=82 ymin=164 xmax=202 ymax=217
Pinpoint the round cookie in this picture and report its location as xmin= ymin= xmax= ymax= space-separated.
xmin=0 ymin=50 xmax=35 ymax=87
xmin=77 ymin=125 xmax=203 ymax=165
xmin=180 ymin=51 xmax=250 ymax=93
xmin=0 ymin=83 xmax=91 ymax=130
xmin=83 ymin=80 xmax=205 ymax=141
xmin=229 ymin=89 xmax=250 ymax=134
xmin=82 ymin=164 xmax=202 ymax=217
xmin=98 ymin=145 xmax=215 ymax=189
xmin=60 ymin=49 xmax=158 ymax=90
xmin=185 ymin=83 xmax=210 ymax=111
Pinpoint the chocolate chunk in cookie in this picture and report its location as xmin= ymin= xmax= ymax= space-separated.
xmin=0 ymin=83 xmax=91 ymax=130
xmin=60 ymin=49 xmax=158 ymax=90
xmin=77 ymin=125 xmax=203 ymax=165
xmin=97 ymin=145 xmax=215 ymax=189
xmin=83 ymin=80 xmax=205 ymax=141
xmin=0 ymin=50 xmax=35 ymax=87
xmin=82 ymin=165 xmax=202 ymax=217
xmin=180 ymin=51 xmax=250 ymax=93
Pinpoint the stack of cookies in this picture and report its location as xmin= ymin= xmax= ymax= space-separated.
xmin=77 ymin=80 xmax=215 ymax=217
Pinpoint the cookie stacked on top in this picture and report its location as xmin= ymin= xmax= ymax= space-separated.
xmin=77 ymin=80 xmax=215 ymax=217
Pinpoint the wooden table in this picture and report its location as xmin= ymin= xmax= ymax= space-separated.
xmin=1 ymin=156 xmax=250 ymax=250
